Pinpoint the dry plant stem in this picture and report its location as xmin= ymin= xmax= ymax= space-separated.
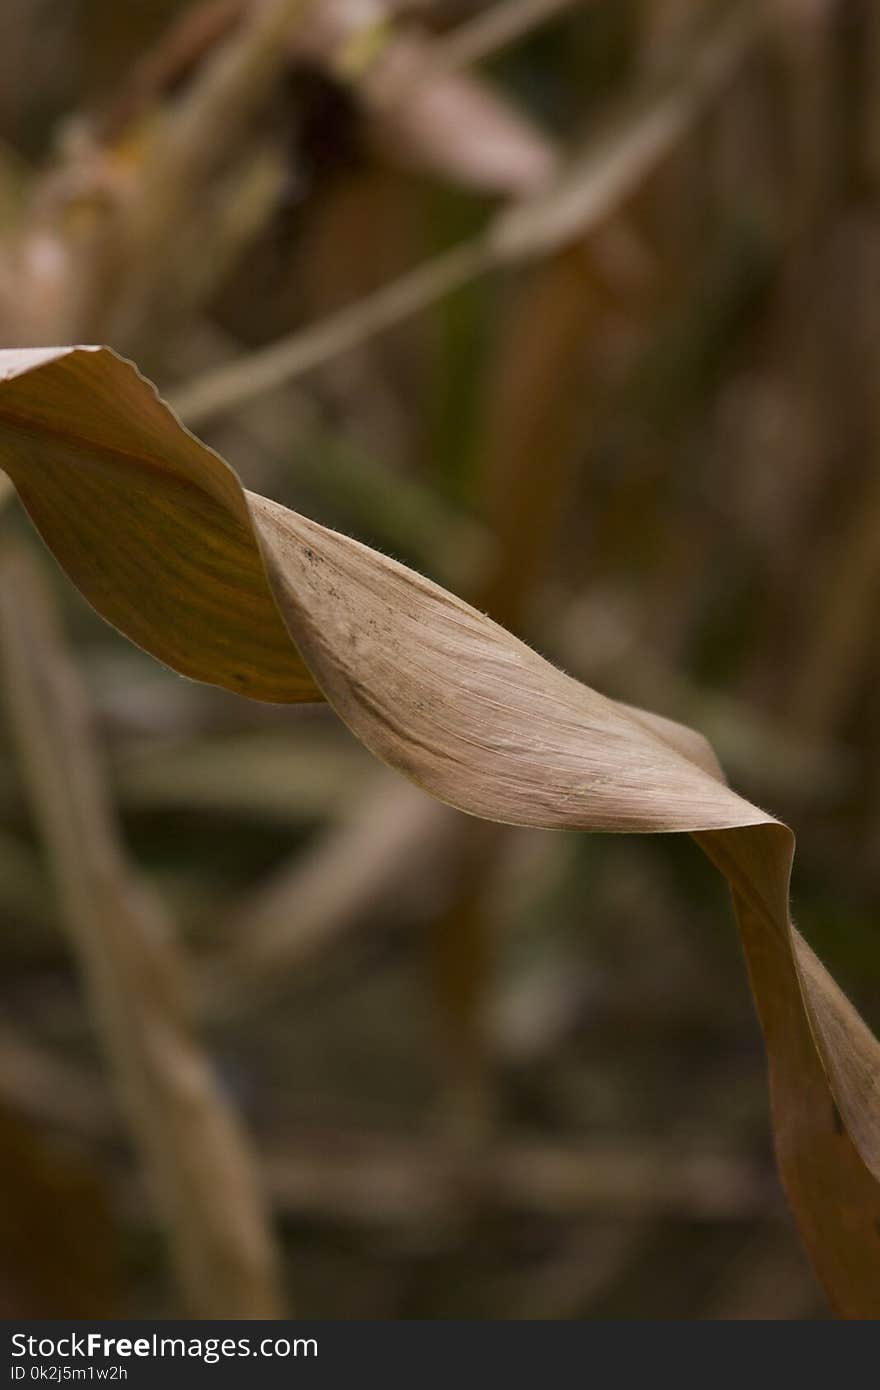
xmin=477 ymin=243 xmax=598 ymax=629
xmin=425 ymin=245 xmax=602 ymax=1143
xmin=171 ymin=240 xmax=491 ymax=423
xmin=791 ymin=468 xmax=880 ymax=738
xmin=205 ymin=772 xmax=458 ymax=1013
xmin=772 ymin=0 xmax=837 ymax=222
xmin=867 ymin=0 xmax=880 ymax=186
xmin=0 ymin=1026 xmax=115 ymax=1144
xmin=170 ymin=0 xmax=767 ymax=425
xmin=431 ymin=0 xmax=581 ymax=72
xmin=637 ymin=0 xmax=707 ymax=68
xmin=260 ymin=1132 xmax=775 ymax=1227
xmin=424 ymin=821 xmax=501 ymax=1145
xmin=0 ymin=545 xmax=284 ymax=1319
xmin=789 ymin=226 xmax=880 ymax=738
xmin=96 ymin=0 xmax=250 ymax=142
xmin=0 ymin=1032 xmax=774 ymax=1230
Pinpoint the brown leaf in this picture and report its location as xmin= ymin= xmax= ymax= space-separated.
xmin=361 ymin=34 xmax=556 ymax=196
xmin=1 ymin=344 xmax=879 ymax=1316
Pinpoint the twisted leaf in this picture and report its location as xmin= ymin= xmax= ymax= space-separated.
xmin=1 ymin=345 xmax=878 ymax=1316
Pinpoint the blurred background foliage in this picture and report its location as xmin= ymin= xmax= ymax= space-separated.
xmin=0 ymin=0 xmax=878 ymax=1318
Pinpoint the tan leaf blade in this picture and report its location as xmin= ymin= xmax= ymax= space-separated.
xmin=360 ymin=32 xmax=556 ymax=197
xmin=1 ymin=345 xmax=878 ymax=1316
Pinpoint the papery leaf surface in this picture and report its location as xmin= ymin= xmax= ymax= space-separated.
xmin=1 ymin=345 xmax=878 ymax=1316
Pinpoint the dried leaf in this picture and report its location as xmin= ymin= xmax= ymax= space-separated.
xmin=1 ymin=344 xmax=879 ymax=1316
xmin=361 ymin=34 xmax=556 ymax=196
xmin=294 ymin=3 xmax=557 ymax=195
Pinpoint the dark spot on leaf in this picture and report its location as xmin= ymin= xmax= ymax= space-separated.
xmin=831 ymin=1101 xmax=844 ymax=1136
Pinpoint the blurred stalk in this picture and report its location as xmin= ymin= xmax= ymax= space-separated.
xmin=261 ymin=1130 xmax=775 ymax=1226
xmin=789 ymin=365 xmax=880 ymax=737
xmin=205 ymin=771 xmax=459 ymax=1012
xmin=0 ymin=1027 xmax=114 ymax=1144
xmin=425 ymin=243 xmax=602 ymax=1145
xmin=779 ymin=0 xmax=880 ymax=741
xmin=637 ymin=0 xmax=708 ymax=74
xmin=867 ymin=0 xmax=880 ymax=188
xmin=477 ymin=243 xmax=600 ymax=627
xmin=0 ymin=543 xmax=285 ymax=1319
xmin=772 ymin=0 xmax=839 ymax=224
xmin=432 ymin=0 xmax=581 ymax=71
